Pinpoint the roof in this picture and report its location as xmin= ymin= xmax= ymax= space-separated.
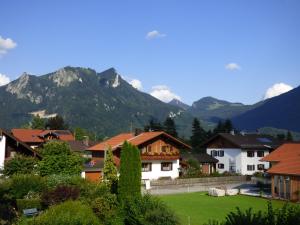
xmin=11 ymin=129 xmax=75 ymax=143
xmin=67 ymin=140 xmax=98 ymax=152
xmin=89 ymin=131 xmax=191 ymax=151
xmin=193 ymin=153 xmax=219 ymax=163
xmin=0 ymin=129 xmax=42 ymax=159
xmin=83 ymin=155 xmax=120 ymax=171
xmin=202 ymin=133 xmax=281 ymax=150
xmin=261 ymin=143 xmax=300 ymax=176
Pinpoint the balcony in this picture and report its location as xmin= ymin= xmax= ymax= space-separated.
xmin=141 ymin=149 xmax=180 ymax=160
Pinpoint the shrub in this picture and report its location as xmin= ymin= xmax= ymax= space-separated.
xmin=91 ymin=194 xmax=118 ymax=223
xmin=45 ymin=174 xmax=85 ymax=189
xmin=3 ymin=154 xmax=37 ymax=176
xmin=16 ymin=199 xmax=41 ymax=212
xmin=79 ymin=181 xmax=110 ymax=202
xmin=10 ymin=174 xmax=46 ymax=199
xmin=30 ymin=201 xmax=100 ymax=225
xmin=41 ymin=185 xmax=80 ymax=207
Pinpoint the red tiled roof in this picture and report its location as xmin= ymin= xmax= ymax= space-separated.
xmin=11 ymin=129 xmax=75 ymax=143
xmin=261 ymin=143 xmax=300 ymax=176
xmin=88 ymin=131 xmax=191 ymax=151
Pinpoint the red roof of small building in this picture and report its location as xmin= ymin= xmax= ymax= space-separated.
xmin=11 ymin=129 xmax=75 ymax=143
xmin=88 ymin=131 xmax=191 ymax=151
xmin=261 ymin=143 xmax=300 ymax=176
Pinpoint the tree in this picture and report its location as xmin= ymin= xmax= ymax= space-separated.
xmin=213 ymin=119 xmax=234 ymax=134
xmin=118 ymin=141 xmax=141 ymax=201
xmin=190 ymin=118 xmax=207 ymax=150
xmin=144 ymin=118 xmax=163 ymax=132
xmin=276 ymin=133 xmax=286 ymax=141
xmin=31 ymin=115 xmax=46 ymax=129
xmin=163 ymin=117 xmax=178 ymax=137
xmin=286 ymin=131 xmax=293 ymax=141
xmin=37 ymin=141 xmax=83 ymax=176
xmin=45 ymin=115 xmax=68 ymax=130
xmin=103 ymin=147 xmax=118 ymax=193
xmin=3 ymin=154 xmax=37 ymax=176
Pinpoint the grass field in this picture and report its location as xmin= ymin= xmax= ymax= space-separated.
xmin=160 ymin=192 xmax=289 ymax=225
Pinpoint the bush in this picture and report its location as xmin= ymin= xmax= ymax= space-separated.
xmin=0 ymin=179 xmax=17 ymax=224
xmin=16 ymin=199 xmax=41 ymax=212
xmin=3 ymin=154 xmax=37 ymax=176
xmin=91 ymin=194 xmax=119 ymax=223
xmin=79 ymin=181 xmax=111 ymax=202
xmin=45 ymin=174 xmax=85 ymax=189
xmin=41 ymin=185 xmax=80 ymax=207
xmin=10 ymin=174 xmax=46 ymax=199
xmin=29 ymin=201 xmax=100 ymax=225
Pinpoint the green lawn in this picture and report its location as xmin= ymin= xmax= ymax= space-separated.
xmin=160 ymin=192 xmax=289 ymax=225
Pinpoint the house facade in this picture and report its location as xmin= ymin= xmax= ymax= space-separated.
xmin=203 ymin=133 xmax=280 ymax=175
xmin=85 ymin=131 xmax=191 ymax=182
xmin=261 ymin=143 xmax=300 ymax=201
xmin=0 ymin=129 xmax=41 ymax=170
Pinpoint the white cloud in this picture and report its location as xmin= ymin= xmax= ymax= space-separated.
xmin=0 ymin=73 xmax=10 ymax=86
xmin=146 ymin=30 xmax=166 ymax=40
xmin=264 ymin=83 xmax=293 ymax=100
xmin=0 ymin=36 xmax=17 ymax=56
xmin=150 ymin=85 xmax=181 ymax=102
xmin=225 ymin=63 xmax=241 ymax=71
xmin=129 ymin=79 xmax=143 ymax=90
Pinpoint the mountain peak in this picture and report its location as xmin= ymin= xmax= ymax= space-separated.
xmin=168 ymin=99 xmax=189 ymax=110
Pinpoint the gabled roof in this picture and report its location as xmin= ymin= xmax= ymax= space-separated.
xmin=88 ymin=131 xmax=191 ymax=151
xmin=11 ymin=129 xmax=74 ymax=143
xmin=202 ymin=133 xmax=281 ymax=150
xmin=261 ymin=143 xmax=300 ymax=176
xmin=193 ymin=153 xmax=219 ymax=163
xmin=67 ymin=140 xmax=98 ymax=152
xmin=0 ymin=129 xmax=42 ymax=159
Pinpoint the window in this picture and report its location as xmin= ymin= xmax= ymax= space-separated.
xmin=247 ymin=165 xmax=255 ymax=171
xmin=161 ymin=146 xmax=167 ymax=152
xmin=257 ymin=164 xmax=265 ymax=170
xmin=218 ymin=150 xmax=224 ymax=157
xmin=217 ymin=163 xmax=224 ymax=169
xmin=161 ymin=162 xmax=173 ymax=171
xmin=142 ymin=163 xmax=152 ymax=172
xmin=146 ymin=146 xmax=152 ymax=153
xmin=257 ymin=151 xmax=264 ymax=157
xmin=211 ymin=150 xmax=218 ymax=157
xmin=247 ymin=151 xmax=254 ymax=157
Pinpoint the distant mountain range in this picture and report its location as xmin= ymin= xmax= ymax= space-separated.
xmin=0 ymin=66 xmax=299 ymax=138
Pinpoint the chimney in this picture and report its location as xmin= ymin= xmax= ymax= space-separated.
xmin=83 ymin=136 xmax=89 ymax=146
xmin=134 ymin=128 xmax=143 ymax=136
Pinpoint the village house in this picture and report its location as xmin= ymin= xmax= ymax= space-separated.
xmin=0 ymin=128 xmax=41 ymax=170
xmin=202 ymin=132 xmax=281 ymax=175
xmin=261 ymin=143 xmax=300 ymax=201
xmin=83 ymin=131 xmax=191 ymax=182
xmin=11 ymin=128 xmax=75 ymax=148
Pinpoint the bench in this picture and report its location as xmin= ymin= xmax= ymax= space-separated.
xmin=23 ymin=208 xmax=39 ymax=216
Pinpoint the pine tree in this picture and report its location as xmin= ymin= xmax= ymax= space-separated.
xmin=45 ymin=115 xmax=68 ymax=130
xmin=144 ymin=118 xmax=163 ymax=132
xmin=163 ymin=117 xmax=178 ymax=137
xmin=118 ymin=141 xmax=141 ymax=201
xmin=223 ymin=119 xmax=233 ymax=133
xmin=190 ymin=118 xmax=207 ymax=150
xmin=103 ymin=147 xmax=118 ymax=192
xmin=286 ymin=131 xmax=293 ymax=141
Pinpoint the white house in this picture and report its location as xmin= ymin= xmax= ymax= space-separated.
xmin=85 ymin=131 xmax=191 ymax=182
xmin=0 ymin=129 xmax=41 ymax=171
xmin=203 ymin=132 xmax=281 ymax=175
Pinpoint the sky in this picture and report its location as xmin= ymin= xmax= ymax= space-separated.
xmin=0 ymin=0 xmax=299 ymax=105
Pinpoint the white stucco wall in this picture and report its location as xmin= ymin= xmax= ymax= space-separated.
xmin=142 ymin=159 xmax=179 ymax=180
xmin=240 ymin=150 xmax=270 ymax=175
xmin=207 ymin=148 xmax=242 ymax=173
xmin=207 ymin=148 xmax=270 ymax=175
xmin=0 ymin=135 xmax=6 ymax=170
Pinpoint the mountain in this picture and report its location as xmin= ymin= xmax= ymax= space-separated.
xmin=168 ymin=99 xmax=190 ymax=110
xmin=0 ymin=66 xmax=193 ymax=137
xmin=188 ymin=97 xmax=257 ymax=123
xmin=232 ymin=86 xmax=300 ymax=132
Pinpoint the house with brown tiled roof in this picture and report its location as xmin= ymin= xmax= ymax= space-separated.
xmin=261 ymin=143 xmax=300 ymax=201
xmin=0 ymin=129 xmax=41 ymax=170
xmin=11 ymin=129 xmax=75 ymax=148
xmin=84 ymin=131 xmax=191 ymax=182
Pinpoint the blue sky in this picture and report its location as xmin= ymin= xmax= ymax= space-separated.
xmin=0 ymin=0 xmax=299 ymax=105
